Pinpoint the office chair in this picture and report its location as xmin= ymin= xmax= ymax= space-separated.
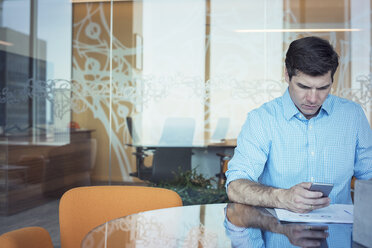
xmin=215 ymin=152 xmax=231 ymax=188
xmin=0 ymin=226 xmax=54 ymax=248
xmin=126 ymin=116 xmax=140 ymax=143
xmin=351 ymin=176 xmax=356 ymax=201
xmin=59 ymin=185 xmax=182 ymax=248
xmin=127 ymin=116 xmax=153 ymax=180
xmin=211 ymin=118 xmax=232 ymax=187
xmin=211 ymin=117 xmax=230 ymax=141
xmin=151 ymin=147 xmax=193 ymax=182
xmin=157 ymin=117 xmax=195 ymax=146
xmin=150 ymin=117 xmax=195 ymax=182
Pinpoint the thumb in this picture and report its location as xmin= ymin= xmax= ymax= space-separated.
xmin=299 ymin=182 xmax=312 ymax=189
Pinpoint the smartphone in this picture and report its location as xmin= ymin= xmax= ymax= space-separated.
xmin=309 ymin=183 xmax=334 ymax=197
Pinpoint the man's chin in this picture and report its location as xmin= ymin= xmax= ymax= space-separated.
xmin=300 ymin=109 xmax=320 ymax=119
xmin=303 ymin=111 xmax=316 ymax=116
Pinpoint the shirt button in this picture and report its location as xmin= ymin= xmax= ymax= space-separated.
xmin=309 ymin=125 xmax=312 ymax=129
xmin=311 ymin=151 xmax=315 ymax=156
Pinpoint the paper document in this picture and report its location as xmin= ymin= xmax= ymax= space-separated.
xmin=275 ymin=204 xmax=353 ymax=223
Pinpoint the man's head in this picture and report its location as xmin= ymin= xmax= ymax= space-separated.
xmin=285 ymin=36 xmax=339 ymax=81
xmin=285 ymin=36 xmax=339 ymax=119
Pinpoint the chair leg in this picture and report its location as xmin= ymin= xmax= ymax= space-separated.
xmin=129 ymin=147 xmax=152 ymax=180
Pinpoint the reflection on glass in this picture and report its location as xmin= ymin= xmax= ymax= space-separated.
xmin=0 ymin=0 xmax=86 ymax=217
xmin=1 ymin=0 xmax=72 ymax=145
xmin=225 ymin=203 xmax=352 ymax=248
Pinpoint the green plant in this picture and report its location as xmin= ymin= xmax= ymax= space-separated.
xmin=151 ymin=167 xmax=229 ymax=205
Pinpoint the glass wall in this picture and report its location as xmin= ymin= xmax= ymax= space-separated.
xmin=1 ymin=0 xmax=371 ymax=245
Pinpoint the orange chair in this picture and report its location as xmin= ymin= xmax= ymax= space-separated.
xmin=0 ymin=226 xmax=54 ymax=248
xmin=351 ymin=176 xmax=356 ymax=201
xmin=59 ymin=185 xmax=182 ymax=248
xmin=216 ymin=153 xmax=232 ymax=188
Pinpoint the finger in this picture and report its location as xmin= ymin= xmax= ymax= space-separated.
xmin=307 ymin=225 xmax=328 ymax=231
xmin=300 ymin=230 xmax=329 ymax=239
xmin=292 ymin=186 xmax=322 ymax=198
xmin=293 ymin=204 xmax=313 ymax=213
xmin=312 ymin=199 xmax=331 ymax=208
xmin=297 ymin=201 xmax=330 ymax=213
xmin=295 ymin=203 xmax=316 ymax=213
xmin=298 ymin=182 xmax=313 ymax=189
xmin=311 ymin=202 xmax=330 ymax=211
xmin=302 ymin=189 xmax=324 ymax=199
xmin=289 ymin=197 xmax=327 ymax=213
xmin=296 ymin=238 xmax=322 ymax=247
xmin=301 ymin=197 xmax=330 ymax=206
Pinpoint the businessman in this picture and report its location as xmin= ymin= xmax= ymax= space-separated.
xmin=226 ymin=36 xmax=372 ymax=213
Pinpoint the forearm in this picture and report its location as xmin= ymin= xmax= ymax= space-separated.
xmin=227 ymin=179 xmax=286 ymax=208
xmin=227 ymin=204 xmax=281 ymax=232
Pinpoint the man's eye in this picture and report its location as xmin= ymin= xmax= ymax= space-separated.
xmin=318 ymin=86 xmax=330 ymax=90
xmin=298 ymin=85 xmax=310 ymax=89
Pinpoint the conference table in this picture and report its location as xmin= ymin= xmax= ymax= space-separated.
xmin=128 ymin=139 xmax=237 ymax=182
xmin=81 ymin=203 xmax=364 ymax=248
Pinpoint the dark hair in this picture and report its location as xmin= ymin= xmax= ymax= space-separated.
xmin=285 ymin=36 xmax=339 ymax=81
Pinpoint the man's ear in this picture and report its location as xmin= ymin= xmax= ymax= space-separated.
xmin=284 ymin=68 xmax=290 ymax=83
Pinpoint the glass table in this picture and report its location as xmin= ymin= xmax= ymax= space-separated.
xmin=82 ymin=203 xmax=365 ymax=248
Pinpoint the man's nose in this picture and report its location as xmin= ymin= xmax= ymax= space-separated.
xmin=306 ymin=89 xmax=317 ymax=103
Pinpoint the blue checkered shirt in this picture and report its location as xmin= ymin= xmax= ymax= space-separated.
xmin=226 ymin=88 xmax=372 ymax=204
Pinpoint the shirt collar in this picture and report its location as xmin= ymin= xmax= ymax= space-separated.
xmin=282 ymin=88 xmax=300 ymax=120
xmin=282 ymin=87 xmax=333 ymax=120
xmin=321 ymin=95 xmax=332 ymax=116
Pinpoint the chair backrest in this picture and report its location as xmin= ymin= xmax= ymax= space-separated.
xmin=0 ymin=226 xmax=54 ymax=248
xmin=126 ymin=116 xmax=141 ymax=143
xmin=158 ymin=117 xmax=195 ymax=146
xmin=59 ymin=185 xmax=182 ymax=248
xmin=211 ymin=117 xmax=230 ymax=140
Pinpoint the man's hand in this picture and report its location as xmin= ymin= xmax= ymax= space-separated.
xmin=227 ymin=180 xmax=330 ymax=213
xmin=278 ymin=182 xmax=330 ymax=213
xmin=282 ymin=224 xmax=329 ymax=247
xmin=226 ymin=203 xmax=329 ymax=248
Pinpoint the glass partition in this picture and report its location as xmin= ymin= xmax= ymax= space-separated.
xmin=1 ymin=0 xmax=76 ymax=218
xmin=1 ymin=0 xmax=371 ymax=245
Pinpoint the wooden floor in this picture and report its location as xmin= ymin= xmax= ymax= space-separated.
xmin=0 ymin=199 xmax=61 ymax=248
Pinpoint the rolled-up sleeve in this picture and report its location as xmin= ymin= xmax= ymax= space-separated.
xmin=225 ymin=110 xmax=271 ymax=188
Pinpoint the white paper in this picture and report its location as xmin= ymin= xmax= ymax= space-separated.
xmin=275 ymin=204 xmax=353 ymax=223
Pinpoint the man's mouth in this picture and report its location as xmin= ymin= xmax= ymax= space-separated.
xmin=303 ymin=105 xmax=318 ymax=110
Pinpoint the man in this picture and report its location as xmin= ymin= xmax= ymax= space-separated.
xmin=226 ymin=36 xmax=372 ymax=213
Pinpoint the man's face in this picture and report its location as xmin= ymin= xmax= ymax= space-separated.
xmin=285 ymin=70 xmax=333 ymax=119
